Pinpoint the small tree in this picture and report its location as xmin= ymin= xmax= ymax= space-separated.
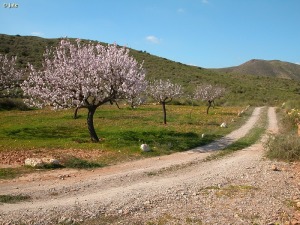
xmin=125 ymin=80 xmax=148 ymax=109
xmin=0 ymin=54 xmax=23 ymax=98
xmin=194 ymin=84 xmax=225 ymax=114
xmin=21 ymin=39 xmax=146 ymax=142
xmin=148 ymin=79 xmax=182 ymax=124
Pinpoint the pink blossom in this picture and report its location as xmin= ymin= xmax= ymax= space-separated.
xmin=0 ymin=54 xmax=23 ymax=97
xmin=21 ymin=39 xmax=146 ymax=142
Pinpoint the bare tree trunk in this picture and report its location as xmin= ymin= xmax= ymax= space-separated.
xmin=162 ymin=101 xmax=167 ymax=125
xmin=74 ymin=107 xmax=80 ymax=119
xmin=130 ymin=100 xmax=135 ymax=109
xmin=115 ymin=101 xmax=121 ymax=109
xmin=207 ymin=100 xmax=212 ymax=114
xmin=110 ymin=100 xmax=121 ymax=109
xmin=212 ymin=100 xmax=215 ymax=108
xmin=87 ymin=106 xmax=99 ymax=142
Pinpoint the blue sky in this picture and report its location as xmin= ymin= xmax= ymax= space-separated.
xmin=1 ymin=0 xmax=299 ymax=68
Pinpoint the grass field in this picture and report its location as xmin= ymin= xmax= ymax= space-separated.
xmin=0 ymin=104 xmax=247 ymax=167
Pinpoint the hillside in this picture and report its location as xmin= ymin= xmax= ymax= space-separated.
xmin=215 ymin=59 xmax=300 ymax=80
xmin=1 ymin=33 xmax=300 ymax=106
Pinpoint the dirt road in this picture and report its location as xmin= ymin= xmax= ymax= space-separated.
xmin=1 ymin=107 xmax=299 ymax=224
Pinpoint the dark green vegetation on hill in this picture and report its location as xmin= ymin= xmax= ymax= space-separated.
xmin=1 ymin=33 xmax=300 ymax=106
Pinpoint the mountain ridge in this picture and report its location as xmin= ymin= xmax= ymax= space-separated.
xmin=214 ymin=59 xmax=300 ymax=80
xmin=1 ymin=33 xmax=300 ymax=106
xmin=1 ymin=33 xmax=299 ymax=80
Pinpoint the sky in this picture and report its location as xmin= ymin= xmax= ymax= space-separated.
xmin=1 ymin=0 xmax=300 ymax=68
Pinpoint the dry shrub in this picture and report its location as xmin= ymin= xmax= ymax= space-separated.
xmin=265 ymin=134 xmax=300 ymax=161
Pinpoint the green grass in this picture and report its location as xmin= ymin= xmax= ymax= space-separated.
xmin=0 ymin=194 xmax=31 ymax=204
xmin=0 ymin=104 xmax=244 ymax=152
xmin=0 ymin=104 xmax=247 ymax=178
xmin=61 ymin=156 xmax=105 ymax=169
xmin=0 ymin=167 xmax=35 ymax=179
xmin=0 ymin=168 xmax=20 ymax=179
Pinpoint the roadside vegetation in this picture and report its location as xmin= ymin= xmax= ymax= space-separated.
xmin=0 ymin=194 xmax=31 ymax=204
xmin=265 ymin=100 xmax=300 ymax=161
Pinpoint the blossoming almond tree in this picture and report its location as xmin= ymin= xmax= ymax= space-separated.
xmin=21 ymin=39 xmax=146 ymax=142
xmin=148 ymin=79 xmax=182 ymax=124
xmin=125 ymin=80 xmax=148 ymax=109
xmin=194 ymin=84 xmax=225 ymax=114
xmin=0 ymin=54 xmax=23 ymax=98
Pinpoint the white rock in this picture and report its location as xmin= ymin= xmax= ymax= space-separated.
xmin=140 ymin=144 xmax=151 ymax=152
xmin=24 ymin=157 xmax=61 ymax=167
xmin=24 ymin=158 xmax=44 ymax=167
xmin=220 ymin=122 xmax=227 ymax=128
xmin=42 ymin=157 xmax=60 ymax=165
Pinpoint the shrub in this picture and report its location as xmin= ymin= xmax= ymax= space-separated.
xmin=0 ymin=194 xmax=31 ymax=203
xmin=62 ymin=156 xmax=103 ymax=169
xmin=0 ymin=98 xmax=30 ymax=111
xmin=265 ymin=134 xmax=300 ymax=161
xmin=282 ymin=100 xmax=300 ymax=111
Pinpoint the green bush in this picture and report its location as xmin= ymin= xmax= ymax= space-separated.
xmin=62 ymin=156 xmax=104 ymax=169
xmin=265 ymin=99 xmax=300 ymax=161
xmin=0 ymin=194 xmax=31 ymax=203
xmin=0 ymin=98 xmax=30 ymax=111
xmin=282 ymin=100 xmax=300 ymax=111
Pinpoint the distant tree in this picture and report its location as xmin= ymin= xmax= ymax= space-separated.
xmin=21 ymin=39 xmax=146 ymax=142
xmin=125 ymin=81 xmax=148 ymax=109
xmin=148 ymin=79 xmax=182 ymax=124
xmin=125 ymin=96 xmax=143 ymax=109
xmin=194 ymin=84 xmax=225 ymax=114
xmin=0 ymin=54 xmax=23 ymax=98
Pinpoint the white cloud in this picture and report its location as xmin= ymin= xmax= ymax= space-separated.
xmin=31 ymin=32 xmax=44 ymax=37
xmin=296 ymin=62 xmax=300 ymax=65
xmin=202 ymin=0 xmax=209 ymax=4
xmin=146 ymin=35 xmax=160 ymax=44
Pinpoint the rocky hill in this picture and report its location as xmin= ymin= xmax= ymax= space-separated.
xmin=215 ymin=59 xmax=300 ymax=80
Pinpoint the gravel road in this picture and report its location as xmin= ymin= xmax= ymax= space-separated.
xmin=1 ymin=107 xmax=299 ymax=225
